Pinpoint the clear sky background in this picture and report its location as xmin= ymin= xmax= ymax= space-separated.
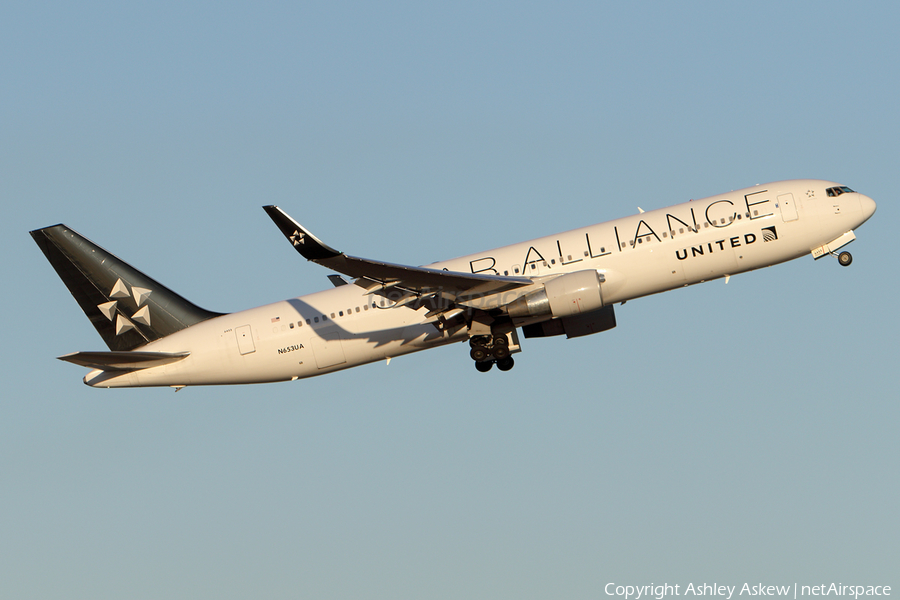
xmin=2 ymin=1 xmax=898 ymax=598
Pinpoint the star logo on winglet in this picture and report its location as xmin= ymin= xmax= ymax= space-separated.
xmin=290 ymin=230 xmax=306 ymax=246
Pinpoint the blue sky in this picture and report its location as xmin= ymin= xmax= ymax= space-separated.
xmin=2 ymin=1 xmax=898 ymax=598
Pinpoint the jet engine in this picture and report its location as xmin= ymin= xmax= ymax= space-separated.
xmin=506 ymin=270 xmax=604 ymax=319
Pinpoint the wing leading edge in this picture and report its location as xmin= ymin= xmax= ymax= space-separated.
xmin=262 ymin=205 xmax=533 ymax=302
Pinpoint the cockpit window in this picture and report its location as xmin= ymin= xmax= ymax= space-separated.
xmin=826 ymin=186 xmax=855 ymax=197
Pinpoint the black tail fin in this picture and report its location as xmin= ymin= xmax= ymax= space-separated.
xmin=31 ymin=224 xmax=225 ymax=351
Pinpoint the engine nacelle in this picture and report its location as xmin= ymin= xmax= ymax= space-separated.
xmin=507 ymin=270 xmax=605 ymax=319
xmin=522 ymin=304 xmax=617 ymax=339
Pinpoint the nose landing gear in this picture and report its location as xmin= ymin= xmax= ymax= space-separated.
xmin=470 ymin=334 xmax=515 ymax=373
xmin=837 ymin=251 xmax=853 ymax=267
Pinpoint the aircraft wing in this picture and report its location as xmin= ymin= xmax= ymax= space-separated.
xmin=263 ymin=205 xmax=533 ymax=302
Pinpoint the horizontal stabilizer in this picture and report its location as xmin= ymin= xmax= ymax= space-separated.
xmin=58 ymin=351 xmax=190 ymax=371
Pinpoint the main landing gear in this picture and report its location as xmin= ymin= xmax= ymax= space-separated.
xmin=469 ymin=335 xmax=515 ymax=373
xmin=837 ymin=251 xmax=853 ymax=267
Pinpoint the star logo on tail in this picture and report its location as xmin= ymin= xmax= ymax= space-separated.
xmin=97 ymin=279 xmax=153 ymax=335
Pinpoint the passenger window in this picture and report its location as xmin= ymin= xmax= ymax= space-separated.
xmin=289 ymin=322 xmax=294 ymax=329
xmin=314 ymin=317 xmax=319 ymax=323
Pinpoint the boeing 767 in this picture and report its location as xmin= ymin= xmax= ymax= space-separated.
xmin=30 ymin=179 xmax=876 ymax=388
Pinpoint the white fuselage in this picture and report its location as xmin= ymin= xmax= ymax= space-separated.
xmin=85 ymin=179 xmax=876 ymax=388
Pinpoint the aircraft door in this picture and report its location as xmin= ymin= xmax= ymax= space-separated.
xmin=777 ymin=193 xmax=799 ymax=222
xmin=235 ymin=325 xmax=256 ymax=355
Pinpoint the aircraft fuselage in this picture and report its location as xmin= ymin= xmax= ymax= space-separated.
xmin=50 ymin=179 xmax=875 ymax=388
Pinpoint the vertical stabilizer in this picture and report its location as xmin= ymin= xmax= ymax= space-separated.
xmin=31 ymin=224 xmax=224 ymax=351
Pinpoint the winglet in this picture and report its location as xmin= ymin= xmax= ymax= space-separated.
xmin=262 ymin=206 xmax=342 ymax=261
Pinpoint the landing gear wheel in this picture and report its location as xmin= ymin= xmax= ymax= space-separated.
xmin=475 ymin=360 xmax=493 ymax=373
xmin=492 ymin=335 xmax=509 ymax=347
xmin=838 ymin=251 xmax=853 ymax=267
xmin=496 ymin=356 xmax=515 ymax=371
xmin=492 ymin=344 xmax=510 ymax=360
xmin=470 ymin=346 xmax=489 ymax=362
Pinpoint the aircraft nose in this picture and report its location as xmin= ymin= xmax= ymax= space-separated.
xmin=859 ymin=193 xmax=877 ymax=223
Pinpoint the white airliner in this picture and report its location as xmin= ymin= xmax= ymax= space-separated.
xmin=32 ymin=179 xmax=876 ymax=389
